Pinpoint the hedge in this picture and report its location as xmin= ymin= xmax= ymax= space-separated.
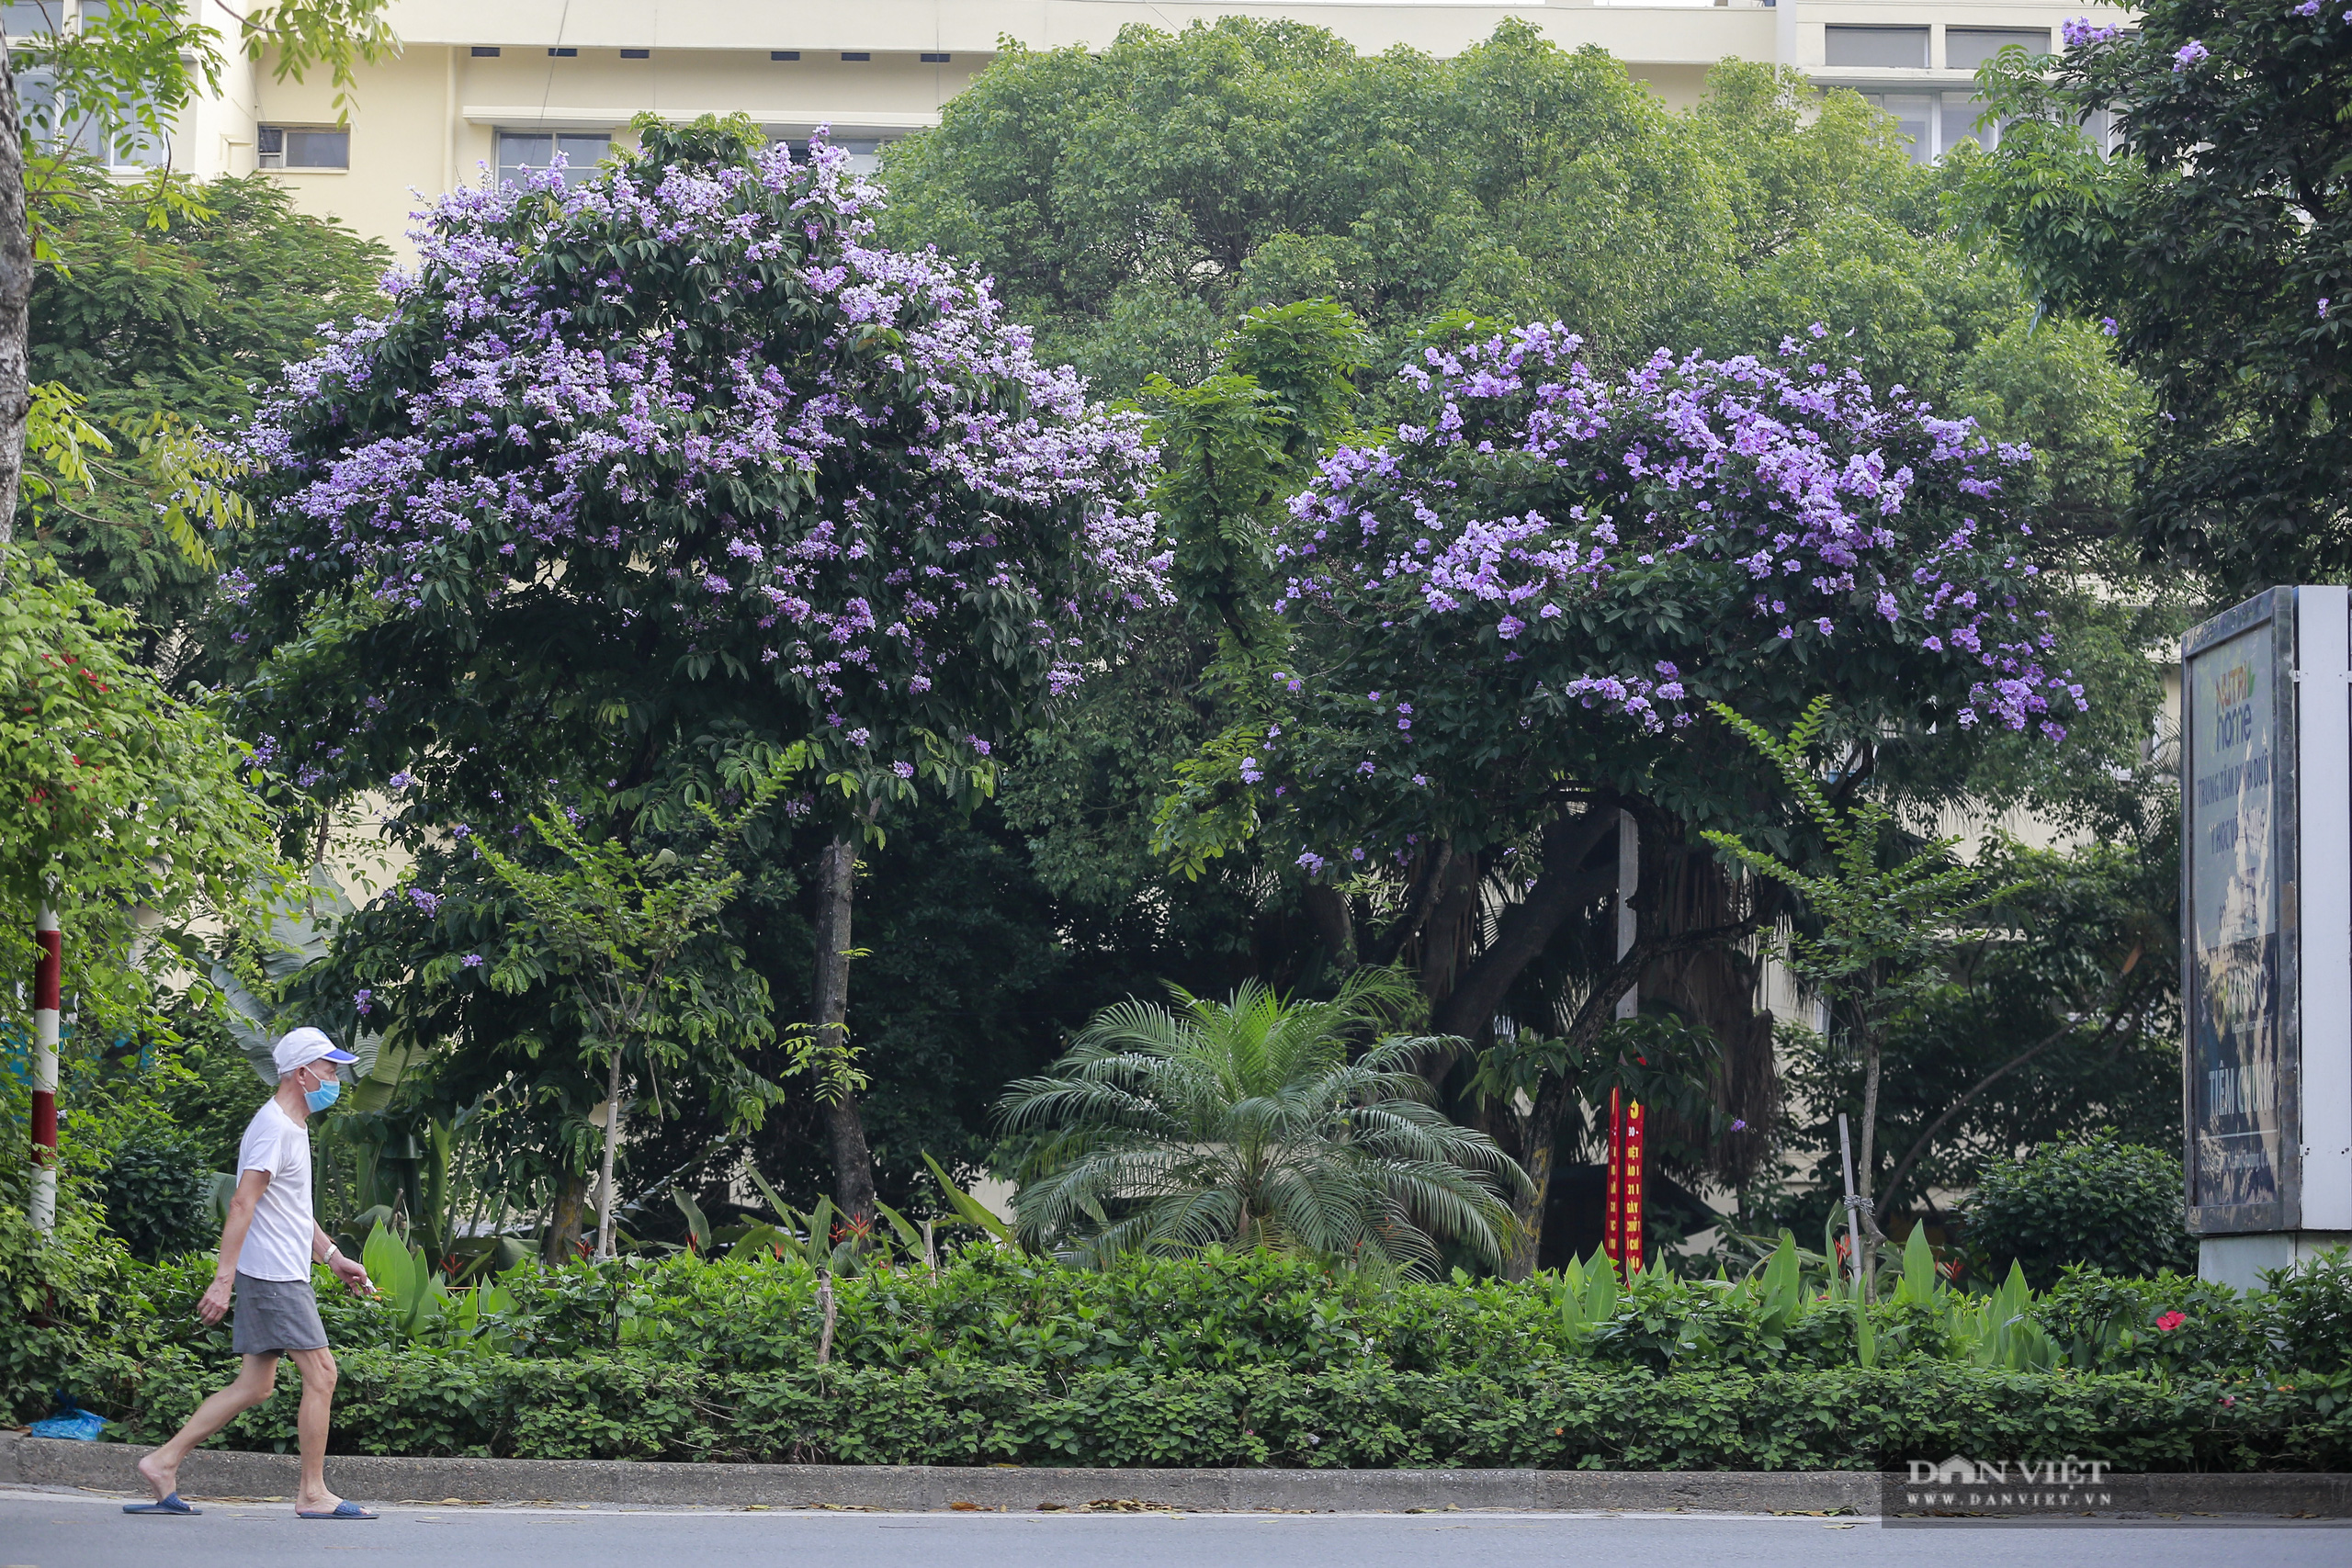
xmin=72 ymin=1347 xmax=2352 ymax=1472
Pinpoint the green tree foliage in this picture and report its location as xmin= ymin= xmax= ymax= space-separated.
xmin=1776 ymin=829 xmax=2180 ymax=1230
xmin=232 ymin=117 xmax=1158 ymax=1224
xmin=475 ymin=769 xmax=806 ymax=1260
xmin=19 ymin=174 xmax=389 ymax=675
xmin=1 ymin=0 xmax=397 ymax=525
xmin=1957 ymin=7 xmax=2352 ymax=585
xmin=0 ymin=543 xmax=278 ymax=1043
xmin=1702 ymin=697 xmax=2016 ymax=1278
xmin=1964 ymin=1134 xmax=2198 ymax=1289
xmin=883 ymin=19 xmax=1939 ymax=394
xmin=1000 ymin=970 xmax=1527 ymax=1271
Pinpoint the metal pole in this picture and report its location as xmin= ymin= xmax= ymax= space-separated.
xmin=29 ymin=905 xmax=60 ymax=1235
xmin=1837 ymin=1111 xmax=1869 ymax=1297
xmin=1613 ymin=811 xmax=1638 ymax=1020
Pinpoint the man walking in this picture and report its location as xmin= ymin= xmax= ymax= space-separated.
xmin=128 ymin=1027 xmax=379 ymax=1519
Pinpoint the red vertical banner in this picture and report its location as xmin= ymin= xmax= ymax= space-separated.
xmin=1603 ymin=1090 xmax=1645 ymax=1273
xmin=29 ymin=906 xmax=62 ymax=1234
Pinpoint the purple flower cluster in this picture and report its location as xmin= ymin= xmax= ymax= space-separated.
xmin=1272 ymin=327 xmax=2075 ymax=747
xmin=232 ymin=131 xmax=1166 ymax=801
xmin=2061 ymin=17 xmax=2122 ymax=49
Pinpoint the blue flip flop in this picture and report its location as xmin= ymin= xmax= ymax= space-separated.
xmin=123 ymin=1492 xmax=201 ymax=1515
xmin=298 ymin=1500 xmax=379 ymax=1519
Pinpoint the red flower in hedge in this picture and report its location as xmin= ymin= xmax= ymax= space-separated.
xmin=2154 ymin=1311 xmax=2187 ymax=1332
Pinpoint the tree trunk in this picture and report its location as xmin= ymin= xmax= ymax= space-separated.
xmin=543 ymin=1170 xmax=589 ymax=1263
xmin=813 ymin=832 xmax=877 ymax=1222
xmin=1431 ymin=810 xmax=1617 ymax=1040
xmin=1416 ymin=851 xmax=1481 ymax=1004
xmin=594 ymin=1043 xmax=624 ymax=1260
xmin=1498 ymin=1078 xmax=1571 ymax=1280
xmin=1857 ymin=987 xmax=1885 ymax=1294
xmin=0 ymin=55 xmax=35 ymax=534
xmin=1300 ymin=882 xmax=1355 ymax=972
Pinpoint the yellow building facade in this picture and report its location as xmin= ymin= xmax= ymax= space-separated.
xmin=48 ymin=0 xmax=2132 ymax=255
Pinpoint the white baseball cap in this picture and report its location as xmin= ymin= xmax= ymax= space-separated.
xmin=273 ymin=1026 xmax=358 ymax=1077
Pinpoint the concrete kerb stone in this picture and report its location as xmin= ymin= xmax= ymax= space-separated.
xmin=3 ymin=1433 xmax=2345 ymax=1516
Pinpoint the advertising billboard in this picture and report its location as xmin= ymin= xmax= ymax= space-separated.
xmin=2182 ymin=601 xmax=2294 ymax=1230
xmin=2180 ymin=586 xmax=2352 ymax=1246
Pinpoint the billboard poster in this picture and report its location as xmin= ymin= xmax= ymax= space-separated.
xmin=2185 ymin=624 xmax=2285 ymax=1215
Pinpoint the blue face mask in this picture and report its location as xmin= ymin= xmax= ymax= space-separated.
xmin=303 ymin=1077 xmax=342 ymax=1113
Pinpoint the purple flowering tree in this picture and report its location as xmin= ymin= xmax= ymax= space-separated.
xmin=227 ymin=118 xmax=1159 ymax=1224
xmin=1156 ymin=321 xmax=2079 ymax=1271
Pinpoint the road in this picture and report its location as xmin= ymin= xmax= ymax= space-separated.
xmin=1 ymin=1485 xmax=2339 ymax=1568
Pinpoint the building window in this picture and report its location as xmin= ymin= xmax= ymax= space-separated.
xmin=548 ymin=47 xmax=576 ymax=58
xmin=1824 ymin=27 xmax=1928 ymax=70
xmin=1945 ymin=28 xmax=2052 ymax=72
xmin=1861 ymin=93 xmax=1933 ymax=161
xmin=771 ymin=51 xmax=799 ymax=62
xmin=620 ymin=49 xmax=648 ymax=59
xmin=258 ymin=125 xmax=349 ymax=170
xmin=470 ymin=46 xmax=498 ymax=57
xmin=1 ymin=3 xmax=60 ymax=37
xmin=841 ymin=52 xmax=869 ymax=62
xmin=921 ymin=53 xmax=949 ymax=63
xmin=1939 ymin=95 xmax=1989 ymax=155
xmin=769 ymin=131 xmax=887 ymax=177
xmin=497 ymin=130 xmax=611 ymax=187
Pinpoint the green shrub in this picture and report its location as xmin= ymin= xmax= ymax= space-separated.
xmin=68 ymin=1347 xmax=2352 ymax=1472
xmin=96 ymin=1124 xmax=216 ymax=1262
xmin=1964 ymin=1134 xmax=2197 ymax=1287
xmin=49 ymin=1235 xmax=2352 ymax=1468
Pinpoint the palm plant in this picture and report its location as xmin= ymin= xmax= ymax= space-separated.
xmin=998 ymin=971 xmax=1530 ymax=1274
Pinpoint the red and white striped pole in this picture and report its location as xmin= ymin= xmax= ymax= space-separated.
xmin=29 ymin=906 xmax=61 ymax=1235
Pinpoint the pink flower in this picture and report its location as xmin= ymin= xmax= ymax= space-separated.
xmin=2154 ymin=1311 xmax=2187 ymax=1332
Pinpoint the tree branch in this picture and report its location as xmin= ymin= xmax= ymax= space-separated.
xmin=1432 ymin=809 xmax=1618 ymax=1039
xmin=1877 ymin=943 xmax=2145 ymax=1214
xmin=1365 ymin=839 xmax=1454 ymax=969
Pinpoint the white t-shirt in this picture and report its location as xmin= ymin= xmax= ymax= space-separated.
xmin=234 ymin=1100 xmax=317 ymax=1282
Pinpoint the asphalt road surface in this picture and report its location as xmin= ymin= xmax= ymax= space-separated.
xmin=2 ymin=1485 xmax=2339 ymax=1568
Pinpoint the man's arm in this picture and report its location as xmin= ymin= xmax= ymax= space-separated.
xmin=198 ymin=1169 xmax=270 ymax=1325
xmin=312 ymin=1221 xmax=374 ymax=1295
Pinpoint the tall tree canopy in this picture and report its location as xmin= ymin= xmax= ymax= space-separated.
xmin=876 ymin=21 xmax=2177 ymax=1253
xmin=228 ymin=118 xmax=1159 ymax=1224
xmin=1959 ymin=6 xmax=2352 ymax=586
xmin=885 ymin=17 xmax=1932 ymax=395
xmin=18 ymin=174 xmax=388 ymax=680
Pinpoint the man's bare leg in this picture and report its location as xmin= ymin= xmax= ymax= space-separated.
xmin=288 ymin=1346 xmax=342 ymax=1512
xmin=134 ymin=1355 xmax=277 ymax=1501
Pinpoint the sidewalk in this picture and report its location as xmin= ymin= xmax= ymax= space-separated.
xmin=6 ymin=1431 xmax=2345 ymax=1516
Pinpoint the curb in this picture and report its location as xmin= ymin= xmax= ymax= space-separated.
xmin=4 ymin=1434 xmax=2345 ymax=1516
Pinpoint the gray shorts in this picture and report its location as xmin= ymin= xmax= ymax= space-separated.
xmin=231 ymin=1273 xmax=328 ymax=1355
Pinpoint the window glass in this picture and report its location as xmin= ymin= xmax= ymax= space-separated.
xmin=1857 ymin=94 xmax=1934 ymax=164
xmin=16 ymin=66 xmax=99 ymax=155
xmin=284 ymin=129 xmax=347 ymax=168
xmin=259 ymin=126 xmax=347 ymax=169
xmin=1824 ymin=27 xmax=1928 ymax=69
xmin=1945 ymin=28 xmax=2051 ymax=72
xmin=1940 ymin=94 xmax=1990 ymax=154
xmin=1 ymin=3 xmax=60 ymax=35
xmin=497 ymin=130 xmax=610 ymax=186
xmin=108 ymin=108 xmax=167 ymax=169
xmin=767 ymin=132 xmax=886 ymax=177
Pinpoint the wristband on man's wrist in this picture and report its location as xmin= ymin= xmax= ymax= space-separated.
xmin=323 ymin=1245 xmax=341 ymax=1266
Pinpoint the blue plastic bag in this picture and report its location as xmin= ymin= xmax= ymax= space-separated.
xmin=29 ymin=1393 xmax=107 ymax=1441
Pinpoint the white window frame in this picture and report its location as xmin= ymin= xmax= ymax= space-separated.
xmin=258 ymin=124 xmax=350 ymax=172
